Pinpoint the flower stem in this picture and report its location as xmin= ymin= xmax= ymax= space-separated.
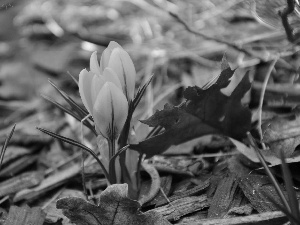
xmin=81 ymin=150 xmax=88 ymax=200
xmin=108 ymin=138 xmax=116 ymax=184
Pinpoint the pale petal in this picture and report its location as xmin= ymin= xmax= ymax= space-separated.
xmin=99 ymin=48 xmax=111 ymax=74
xmin=93 ymin=82 xmax=128 ymax=139
xmin=91 ymin=75 xmax=106 ymax=105
xmin=103 ymin=67 xmax=122 ymax=90
xmin=90 ymin=51 xmax=101 ymax=76
xmin=108 ymin=48 xmax=136 ymax=100
xmin=107 ymin=49 xmax=125 ymax=95
xmin=99 ymin=41 xmax=122 ymax=74
xmin=119 ymin=49 xmax=136 ymax=100
xmin=78 ymin=69 xmax=94 ymax=115
xmin=107 ymin=41 xmax=122 ymax=51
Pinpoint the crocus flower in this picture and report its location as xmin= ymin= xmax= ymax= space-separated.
xmin=93 ymin=82 xmax=128 ymax=140
xmin=90 ymin=41 xmax=136 ymax=101
xmin=78 ymin=41 xmax=135 ymax=140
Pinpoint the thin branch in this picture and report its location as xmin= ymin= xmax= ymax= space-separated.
xmin=279 ymin=0 xmax=295 ymax=43
xmin=168 ymin=12 xmax=268 ymax=62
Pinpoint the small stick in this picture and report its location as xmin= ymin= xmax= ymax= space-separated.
xmin=159 ymin=187 xmax=180 ymax=221
xmin=257 ymin=57 xmax=278 ymax=146
xmin=168 ymin=12 xmax=267 ymax=62
xmin=279 ymin=0 xmax=295 ymax=43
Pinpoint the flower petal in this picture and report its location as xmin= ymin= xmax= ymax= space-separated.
xmin=99 ymin=41 xmax=122 ymax=73
xmin=108 ymin=48 xmax=136 ymax=100
xmin=91 ymin=74 xmax=106 ymax=105
xmin=90 ymin=51 xmax=101 ymax=76
xmin=78 ymin=69 xmax=94 ymax=115
xmin=107 ymin=41 xmax=122 ymax=51
xmin=93 ymin=82 xmax=128 ymax=140
xmin=103 ymin=67 xmax=122 ymax=90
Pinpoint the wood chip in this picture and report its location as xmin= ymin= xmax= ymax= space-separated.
xmin=238 ymin=175 xmax=281 ymax=213
xmin=208 ymin=174 xmax=238 ymax=218
xmin=13 ymin=164 xmax=80 ymax=202
xmin=0 ymin=171 xmax=44 ymax=197
xmin=0 ymin=155 xmax=38 ymax=177
xmin=156 ymin=179 xmax=210 ymax=207
xmin=4 ymin=205 xmax=45 ymax=225
xmin=181 ymin=211 xmax=288 ymax=225
xmin=153 ymin=195 xmax=208 ymax=221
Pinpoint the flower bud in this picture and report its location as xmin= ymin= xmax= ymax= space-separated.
xmin=91 ymin=75 xmax=106 ymax=104
xmin=108 ymin=48 xmax=136 ymax=101
xmin=93 ymin=82 xmax=128 ymax=140
xmin=78 ymin=69 xmax=94 ymax=115
xmin=90 ymin=51 xmax=101 ymax=76
xmin=78 ymin=41 xmax=135 ymax=139
xmin=99 ymin=41 xmax=122 ymax=73
xmin=96 ymin=41 xmax=136 ymax=101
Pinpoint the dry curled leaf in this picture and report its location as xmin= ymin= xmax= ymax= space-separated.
xmin=56 ymin=184 xmax=171 ymax=225
xmin=131 ymin=57 xmax=251 ymax=158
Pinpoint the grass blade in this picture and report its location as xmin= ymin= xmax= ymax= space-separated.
xmin=265 ymin=194 xmax=300 ymax=225
xmin=0 ymin=124 xmax=16 ymax=171
xmin=133 ymin=74 xmax=154 ymax=110
xmin=247 ymin=132 xmax=290 ymax=211
xmin=280 ymin=150 xmax=300 ymax=222
xmin=41 ymin=94 xmax=97 ymax=135
xmin=37 ymin=127 xmax=109 ymax=181
xmin=67 ymin=71 xmax=79 ymax=85
xmin=48 ymin=79 xmax=90 ymax=118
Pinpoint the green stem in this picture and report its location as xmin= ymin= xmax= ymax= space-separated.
xmin=118 ymin=102 xmax=134 ymax=183
xmin=136 ymin=153 xmax=143 ymax=196
xmin=108 ymin=138 xmax=116 ymax=184
xmin=81 ymin=150 xmax=88 ymax=200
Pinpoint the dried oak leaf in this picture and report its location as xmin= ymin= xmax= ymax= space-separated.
xmin=131 ymin=58 xmax=251 ymax=157
xmin=262 ymin=110 xmax=300 ymax=158
xmin=56 ymin=184 xmax=171 ymax=225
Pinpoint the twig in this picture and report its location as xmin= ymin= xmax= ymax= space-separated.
xmin=279 ymin=0 xmax=295 ymax=43
xmin=168 ymin=12 xmax=268 ymax=62
xmin=41 ymin=188 xmax=65 ymax=210
xmin=257 ymin=57 xmax=278 ymax=145
xmin=159 ymin=187 xmax=181 ymax=221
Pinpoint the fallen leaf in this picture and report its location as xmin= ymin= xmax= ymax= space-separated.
xmin=42 ymin=189 xmax=86 ymax=224
xmin=131 ymin=57 xmax=251 ymax=157
xmin=262 ymin=111 xmax=300 ymax=158
xmin=238 ymin=175 xmax=283 ymax=213
xmin=56 ymin=184 xmax=171 ymax=225
xmin=230 ymin=138 xmax=300 ymax=166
